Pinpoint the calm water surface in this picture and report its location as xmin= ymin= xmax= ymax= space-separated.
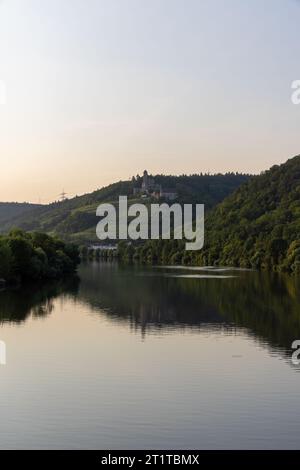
xmin=0 ymin=262 xmax=300 ymax=449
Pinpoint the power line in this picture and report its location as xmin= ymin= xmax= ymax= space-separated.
xmin=58 ymin=190 xmax=67 ymax=202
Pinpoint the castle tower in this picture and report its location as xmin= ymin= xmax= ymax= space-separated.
xmin=142 ymin=170 xmax=148 ymax=190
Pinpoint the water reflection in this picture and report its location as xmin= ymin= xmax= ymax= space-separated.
xmin=1 ymin=262 xmax=300 ymax=358
xmin=1 ymin=262 xmax=299 ymax=449
xmin=78 ymin=262 xmax=300 ymax=355
xmin=0 ymin=276 xmax=79 ymax=324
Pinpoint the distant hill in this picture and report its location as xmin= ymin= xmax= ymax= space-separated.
xmin=1 ymin=173 xmax=250 ymax=244
xmin=201 ymin=155 xmax=300 ymax=273
xmin=0 ymin=202 xmax=42 ymax=226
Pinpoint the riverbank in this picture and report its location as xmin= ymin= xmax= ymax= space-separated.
xmin=80 ymin=240 xmax=300 ymax=275
xmin=0 ymin=229 xmax=80 ymax=285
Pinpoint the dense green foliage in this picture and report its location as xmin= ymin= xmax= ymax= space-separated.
xmin=114 ymin=156 xmax=300 ymax=273
xmin=0 ymin=202 xmax=42 ymax=225
xmin=134 ymin=172 xmax=250 ymax=205
xmin=0 ymin=229 xmax=80 ymax=284
xmin=1 ymin=174 xmax=250 ymax=244
xmin=6 ymin=157 xmax=298 ymax=274
xmin=201 ymin=155 xmax=300 ymax=273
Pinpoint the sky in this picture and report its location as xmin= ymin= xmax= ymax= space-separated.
xmin=0 ymin=0 xmax=299 ymax=203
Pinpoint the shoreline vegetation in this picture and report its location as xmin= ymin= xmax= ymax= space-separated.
xmin=1 ymin=156 xmax=299 ymax=276
xmin=81 ymin=156 xmax=300 ymax=275
xmin=0 ymin=229 xmax=80 ymax=287
xmin=80 ymin=238 xmax=300 ymax=275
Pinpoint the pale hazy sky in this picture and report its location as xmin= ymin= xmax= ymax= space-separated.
xmin=0 ymin=0 xmax=299 ymax=203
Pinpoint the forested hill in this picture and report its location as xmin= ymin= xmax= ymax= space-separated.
xmin=201 ymin=155 xmax=300 ymax=273
xmin=114 ymin=156 xmax=300 ymax=274
xmin=1 ymin=173 xmax=250 ymax=244
xmin=0 ymin=202 xmax=42 ymax=225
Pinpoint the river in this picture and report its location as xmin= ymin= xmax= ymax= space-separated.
xmin=0 ymin=261 xmax=299 ymax=449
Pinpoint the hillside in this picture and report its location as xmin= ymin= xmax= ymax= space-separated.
xmin=115 ymin=156 xmax=300 ymax=274
xmin=0 ymin=202 xmax=42 ymax=225
xmin=201 ymin=155 xmax=300 ymax=273
xmin=1 ymin=173 xmax=250 ymax=244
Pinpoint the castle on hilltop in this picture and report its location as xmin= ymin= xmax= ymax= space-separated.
xmin=132 ymin=170 xmax=177 ymax=201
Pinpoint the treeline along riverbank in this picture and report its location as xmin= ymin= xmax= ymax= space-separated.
xmin=0 ymin=229 xmax=80 ymax=286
